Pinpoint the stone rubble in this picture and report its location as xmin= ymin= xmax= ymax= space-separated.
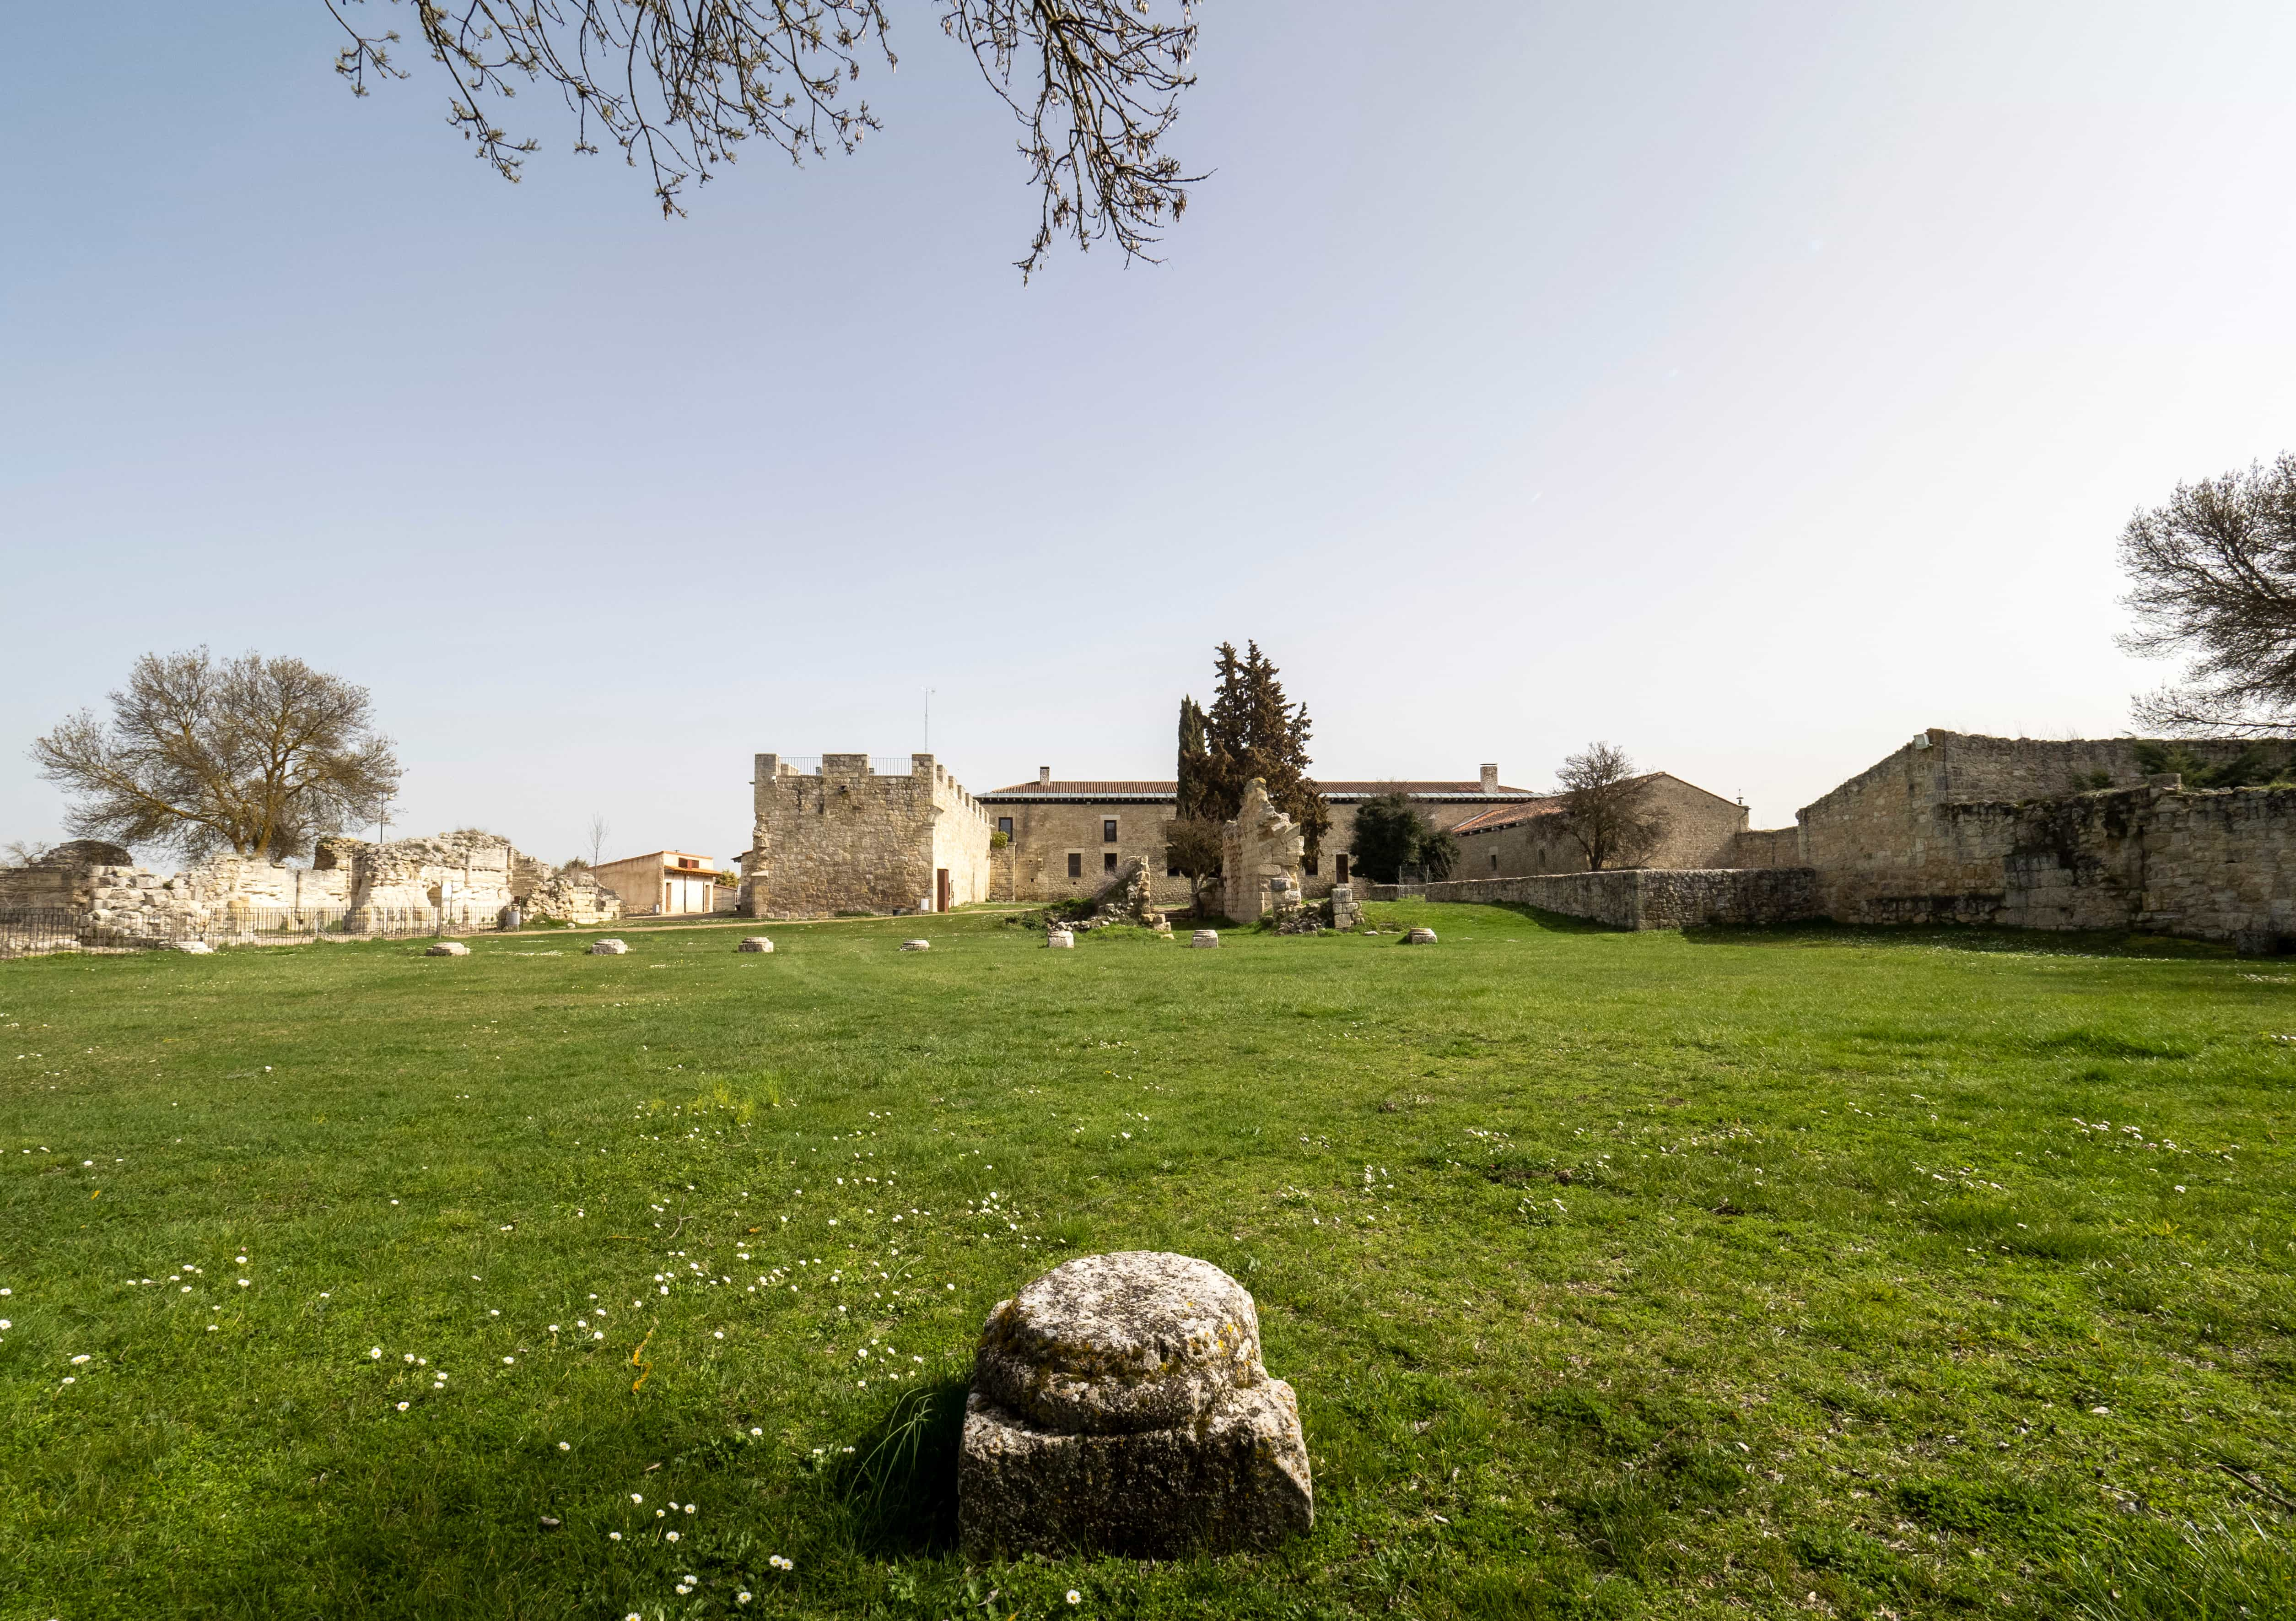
xmin=1405 ymin=927 xmax=1439 ymax=944
xmin=589 ymin=938 xmax=629 ymax=956
xmin=959 ymin=1252 xmax=1313 ymax=1558
xmin=426 ymin=941 xmax=471 ymax=956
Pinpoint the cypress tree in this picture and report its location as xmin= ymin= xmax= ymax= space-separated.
xmin=1181 ymin=641 xmax=1327 ymax=854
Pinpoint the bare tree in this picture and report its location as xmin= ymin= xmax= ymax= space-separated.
xmin=1162 ymin=816 xmax=1223 ymax=914
xmin=587 ymin=812 xmax=612 ymax=867
xmin=2119 ymin=454 xmax=2296 ymax=735
xmin=326 ymin=0 xmax=1202 ymax=276
xmin=29 ymin=650 xmax=401 ymax=861
xmin=1555 ymin=742 xmax=1668 ymax=872
xmin=3 ymin=839 xmax=53 ymax=868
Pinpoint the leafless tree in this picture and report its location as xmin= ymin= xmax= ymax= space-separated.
xmin=29 ymin=650 xmax=401 ymax=861
xmin=3 ymin=839 xmax=53 ymax=868
xmin=587 ymin=812 xmax=612 ymax=867
xmin=2119 ymin=454 xmax=2296 ymax=736
xmin=1555 ymin=742 xmax=1668 ymax=872
xmin=1162 ymin=816 xmax=1223 ymax=913
xmin=325 ymin=0 xmax=1202 ymax=276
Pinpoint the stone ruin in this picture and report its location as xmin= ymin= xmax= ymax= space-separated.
xmin=959 ymin=1251 xmax=1314 ymax=1558
xmin=1221 ymin=778 xmax=1307 ymax=924
xmin=1058 ymin=856 xmax=1171 ymax=938
xmin=0 ymin=829 xmax=617 ymax=954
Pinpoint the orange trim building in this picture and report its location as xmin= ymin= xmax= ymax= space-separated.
xmin=589 ymin=849 xmax=728 ymax=917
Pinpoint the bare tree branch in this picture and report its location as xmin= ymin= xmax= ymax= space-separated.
xmin=29 ymin=650 xmax=402 ymax=861
xmin=1555 ymin=743 xmax=1668 ymax=873
xmin=325 ymin=0 xmax=1201 ymax=274
xmin=2119 ymin=454 xmax=2296 ymax=737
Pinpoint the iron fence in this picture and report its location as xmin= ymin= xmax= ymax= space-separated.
xmin=0 ymin=904 xmax=521 ymax=957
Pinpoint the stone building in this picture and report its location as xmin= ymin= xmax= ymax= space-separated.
xmin=590 ymin=849 xmax=729 ymax=917
xmin=740 ymin=753 xmax=996 ymax=919
xmin=1447 ymin=773 xmax=1749 ymax=878
xmin=976 ymin=765 xmax=1546 ymax=907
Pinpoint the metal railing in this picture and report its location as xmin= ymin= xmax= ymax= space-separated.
xmin=0 ymin=904 xmax=523 ymax=957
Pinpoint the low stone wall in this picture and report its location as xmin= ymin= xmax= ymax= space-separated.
xmin=1365 ymin=868 xmax=1820 ymax=930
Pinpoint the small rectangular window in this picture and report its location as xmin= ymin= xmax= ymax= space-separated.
xmin=1103 ymin=819 xmax=1119 ymax=843
xmin=1067 ymin=853 xmax=1083 ymax=879
xmin=1166 ymin=863 xmax=1180 ymax=877
xmin=1104 ymin=851 xmax=1118 ymax=872
xmin=997 ymin=816 xmax=1013 ymax=836
xmin=1491 ymin=853 xmax=1499 ymax=870
xmin=1304 ymin=856 xmax=1318 ymax=876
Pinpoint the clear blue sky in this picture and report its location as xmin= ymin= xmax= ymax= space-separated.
xmin=7 ymin=1 xmax=2296 ymax=866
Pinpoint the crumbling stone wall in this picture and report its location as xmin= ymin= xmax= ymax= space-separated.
xmin=1369 ymin=869 xmax=1819 ymax=930
xmin=1221 ymin=778 xmax=1305 ymax=923
xmin=743 ymin=753 xmax=995 ymax=918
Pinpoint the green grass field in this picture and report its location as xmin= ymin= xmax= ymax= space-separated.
xmin=3 ymin=903 xmax=2293 ymax=1621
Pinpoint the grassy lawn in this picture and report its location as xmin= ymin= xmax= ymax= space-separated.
xmin=3 ymin=902 xmax=2292 ymax=1621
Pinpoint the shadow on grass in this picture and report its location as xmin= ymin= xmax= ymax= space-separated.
xmin=1676 ymin=921 xmax=2234 ymax=959
xmin=834 ymin=1377 xmax=970 ymax=1556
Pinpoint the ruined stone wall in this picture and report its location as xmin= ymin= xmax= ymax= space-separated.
xmin=315 ymin=831 xmax=518 ymax=921
xmin=1221 ymin=779 xmax=1305 ymax=923
xmin=1367 ymin=869 xmax=1820 ymax=930
xmin=1813 ymin=783 xmax=2296 ymax=948
xmin=743 ymin=753 xmax=994 ymax=918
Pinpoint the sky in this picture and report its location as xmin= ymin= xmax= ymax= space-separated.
xmin=6 ymin=1 xmax=2296 ymax=867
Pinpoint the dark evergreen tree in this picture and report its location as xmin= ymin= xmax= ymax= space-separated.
xmin=1185 ymin=640 xmax=1329 ymax=854
xmin=1175 ymin=695 xmax=1214 ymax=821
xmin=1347 ymin=791 xmax=1456 ymax=883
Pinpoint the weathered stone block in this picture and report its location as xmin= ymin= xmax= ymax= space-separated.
xmin=427 ymin=941 xmax=471 ymax=956
xmin=589 ymin=938 xmax=629 ymax=955
xmin=959 ymin=1252 xmax=1311 ymax=1559
xmin=1046 ymin=930 xmax=1075 ymax=948
xmin=1405 ymin=927 xmax=1438 ymax=944
xmin=738 ymin=937 xmax=775 ymax=953
xmin=900 ymin=938 xmax=931 ymax=951
xmin=1191 ymin=929 xmax=1219 ymax=948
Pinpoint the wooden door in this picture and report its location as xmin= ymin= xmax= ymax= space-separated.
xmin=936 ymin=868 xmax=951 ymax=913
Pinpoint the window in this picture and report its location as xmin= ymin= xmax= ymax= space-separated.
xmin=1304 ymin=856 xmax=1318 ymax=876
xmin=1166 ymin=863 xmax=1180 ymax=877
xmin=1491 ymin=853 xmax=1499 ymax=870
xmin=997 ymin=816 xmax=1014 ymax=837
xmin=1335 ymin=853 xmax=1349 ymax=884
xmin=1067 ymin=853 xmax=1083 ymax=879
xmin=1104 ymin=851 xmax=1118 ymax=872
xmin=676 ymin=858 xmax=697 ymax=870
xmin=1102 ymin=819 xmax=1119 ymax=843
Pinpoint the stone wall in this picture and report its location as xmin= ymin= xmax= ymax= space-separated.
xmin=1815 ymin=782 xmax=2296 ymax=948
xmin=1730 ymin=827 xmax=1802 ymax=868
xmin=1368 ymin=869 xmax=1819 ymax=930
xmin=742 ymin=752 xmax=996 ymax=918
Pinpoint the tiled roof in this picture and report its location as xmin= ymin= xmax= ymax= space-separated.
xmin=978 ymin=779 xmax=1543 ymax=801
xmin=1448 ymin=801 xmax=1564 ymax=835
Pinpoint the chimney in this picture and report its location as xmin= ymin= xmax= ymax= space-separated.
xmin=1039 ymin=766 xmax=1052 ymax=784
xmin=1479 ymin=763 xmax=1500 ymax=794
